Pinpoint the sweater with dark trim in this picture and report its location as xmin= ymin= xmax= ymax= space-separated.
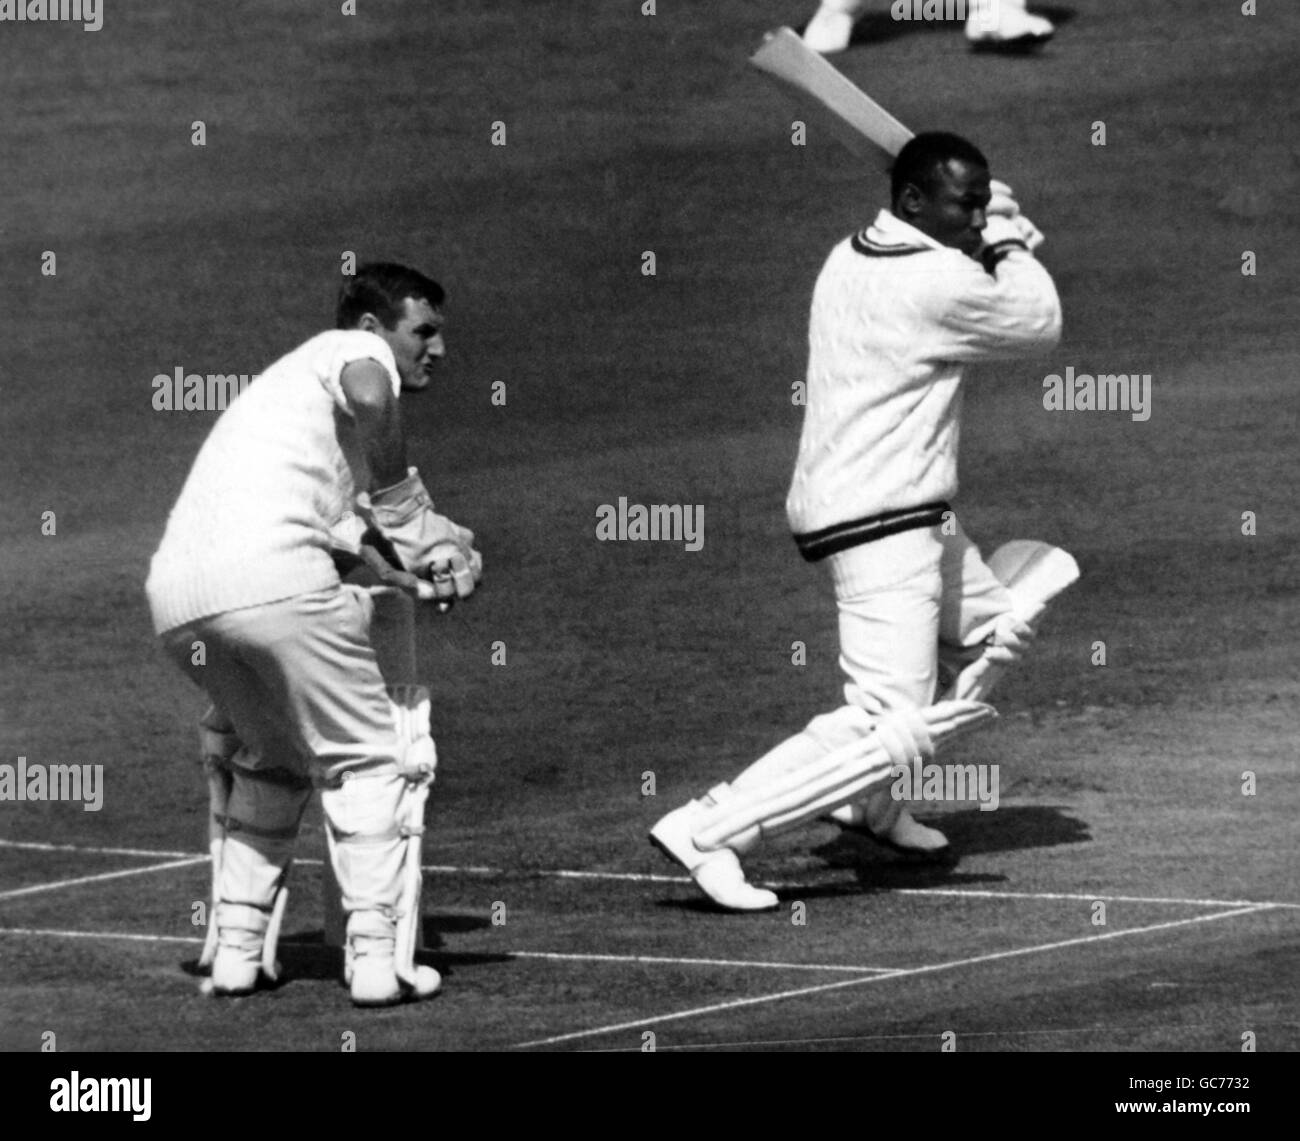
xmin=786 ymin=210 xmax=1061 ymax=558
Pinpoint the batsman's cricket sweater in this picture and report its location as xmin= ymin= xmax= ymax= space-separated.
xmin=787 ymin=210 xmax=1061 ymax=561
xmin=146 ymin=330 xmax=402 ymax=634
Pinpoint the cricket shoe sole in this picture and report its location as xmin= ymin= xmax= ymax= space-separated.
xmin=650 ymin=803 xmax=779 ymax=912
xmin=351 ymin=960 xmax=442 ymax=1007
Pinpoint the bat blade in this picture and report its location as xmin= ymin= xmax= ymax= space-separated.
xmin=749 ymin=26 xmax=914 ymax=165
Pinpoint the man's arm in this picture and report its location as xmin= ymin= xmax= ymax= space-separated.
xmin=920 ymin=241 xmax=1063 ymax=363
xmin=340 ymin=358 xmax=408 ymax=489
xmin=338 ymin=360 xmax=482 ymax=603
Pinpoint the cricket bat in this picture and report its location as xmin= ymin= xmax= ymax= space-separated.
xmin=749 ymin=26 xmax=914 ymax=164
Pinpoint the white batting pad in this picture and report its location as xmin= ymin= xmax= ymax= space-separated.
xmin=693 ymin=700 xmax=995 ymax=852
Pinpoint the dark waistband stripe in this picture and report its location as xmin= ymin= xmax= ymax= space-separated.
xmin=794 ymin=500 xmax=951 ymax=562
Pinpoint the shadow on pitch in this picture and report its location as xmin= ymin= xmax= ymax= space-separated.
xmin=653 ymin=807 xmax=1089 ymax=911
xmin=813 ymin=803 xmax=1091 ymax=869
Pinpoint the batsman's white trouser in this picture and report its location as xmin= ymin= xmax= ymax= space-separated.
xmin=728 ymin=517 xmax=1011 ymax=827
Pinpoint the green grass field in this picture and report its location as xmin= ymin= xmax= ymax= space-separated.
xmin=1 ymin=0 xmax=1297 ymax=1055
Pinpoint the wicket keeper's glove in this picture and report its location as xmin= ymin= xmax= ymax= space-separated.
xmin=366 ymin=467 xmax=482 ymax=600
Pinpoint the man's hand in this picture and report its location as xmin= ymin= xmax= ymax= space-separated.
xmin=986 ymin=178 xmax=1020 ymax=219
xmin=983 ymin=182 xmax=1044 ymax=251
xmin=424 ymin=543 xmax=482 ymax=607
xmin=340 ymin=543 xmax=432 ymax=602
xmin=366 ymin=467 xmax=483 ymax=593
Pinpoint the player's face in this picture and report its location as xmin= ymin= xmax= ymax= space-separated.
xmin=904 ymin=159 xmax=991 ymax=257
xmin=381 ymin=297 xmax=446 ymax=392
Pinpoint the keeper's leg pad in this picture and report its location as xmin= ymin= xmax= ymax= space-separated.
xmin=942 ymin=540 xmax=1079 ymax=703
xmin=693 ymin=700 xmax=995 ymax=853
xmin=198 ymin=706 xmax=240 ymax=969
xmin=321 ymin=684 xmax=436 ymax=996
xmin=209 ymin=767 xmax=312 ymax=990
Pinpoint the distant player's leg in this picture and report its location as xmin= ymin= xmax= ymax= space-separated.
xmin=965 ymin=0 xmax=1054 ymax=51
xmin=803 ymin=0 xmax=867 ymax=54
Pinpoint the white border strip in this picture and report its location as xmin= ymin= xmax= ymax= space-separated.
xmin=3 ymin=837 xmax=1296 ymax=910
xmin=509 ymin=951 xmax=895 ymax=974
xmin=0 ymin=927 xmax=895 ymax=976
xmin=514 ymin=905 xmax=1275 ymax=1049
xmin=0 ymin=857 xmax=208 ymax=901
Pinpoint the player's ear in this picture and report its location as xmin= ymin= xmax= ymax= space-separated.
xmin=896 ymin=183 xmax=922 ymax=219
xmin=356 ymin=312 xmax=381 ymax=334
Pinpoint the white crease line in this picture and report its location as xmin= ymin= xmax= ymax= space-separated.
xmin=0 ymin=926 xmax=203 ymax=945
xmin=0 ymin=838 xmax=197 ymax=859
xmin=0 ymin=926 xmax=891 ymax=975
xmin=894 ymin=887 xmax=1300 ymax=911
xmin=513 ymin=904 xmax=1273 ymax=1049
xmin=4 ymin=837 xmax=1297 ymax=910
xmin=0 ymin=857 xmax=208 ymax=901
xmin=509 ymin=951 xmax=895 ymax=974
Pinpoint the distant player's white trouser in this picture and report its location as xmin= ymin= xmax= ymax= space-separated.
xmin=161 ymin=586 xmax=424 ymax=981
xmin=730 ymin=517 xmax=1012 ymax=818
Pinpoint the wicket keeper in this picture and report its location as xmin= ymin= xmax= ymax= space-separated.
xmin=146 ymin=262 xmax=481 ymax=1003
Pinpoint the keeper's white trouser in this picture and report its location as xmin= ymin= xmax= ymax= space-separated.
xmin=162 ymin=587 xmax=413 ymax=921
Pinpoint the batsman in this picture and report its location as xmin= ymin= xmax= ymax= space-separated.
xmin=652 ymin=132 xmax=1072 ymax=909
xmin=146 ymin=262 xmax=482 ymax=1003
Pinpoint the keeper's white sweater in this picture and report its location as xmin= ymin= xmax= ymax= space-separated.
xmin=146 ymin=330 xmax=400 ymax=634
xmin=787 ymin=210 xmax=1061 ymax=560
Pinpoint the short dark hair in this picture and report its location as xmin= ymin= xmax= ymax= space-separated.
xmin=890 ymin=131 xmax=988 ymax=204
xmin=336 ymin=262 xmax=445 ymax=329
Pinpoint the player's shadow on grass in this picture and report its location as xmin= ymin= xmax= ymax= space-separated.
xmin=806 ymin=4 xmax=1076 ymax=49
xmin=813 ymin=803 xmax=1090 ymax=869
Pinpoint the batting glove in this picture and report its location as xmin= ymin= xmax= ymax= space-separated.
xmin=986 ymin=178 xmax=1020 ymax=219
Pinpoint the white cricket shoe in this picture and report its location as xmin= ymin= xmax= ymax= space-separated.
xmin=965 ymin=3 xmax=1054 ymax=50
xmin=207 ymin=930 xmax=263 ymax=996
xmin=349 ymin=932 xmax=442 ymax=1007
xmin=650 ymin=800 xmax=779 ymax=912
xmin=802 ymin=6 xmax=856 ymax=54
xmin=347 ymin=910 xmax=442 ymax=1006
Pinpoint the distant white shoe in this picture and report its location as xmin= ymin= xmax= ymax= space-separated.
xmin=966 ymin=4 xmax=1054 ymax=51
xmin=650 ymin=800 xmax=779 ymax=911
xmin=802 ymin=8 xmax=855 ymax=54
